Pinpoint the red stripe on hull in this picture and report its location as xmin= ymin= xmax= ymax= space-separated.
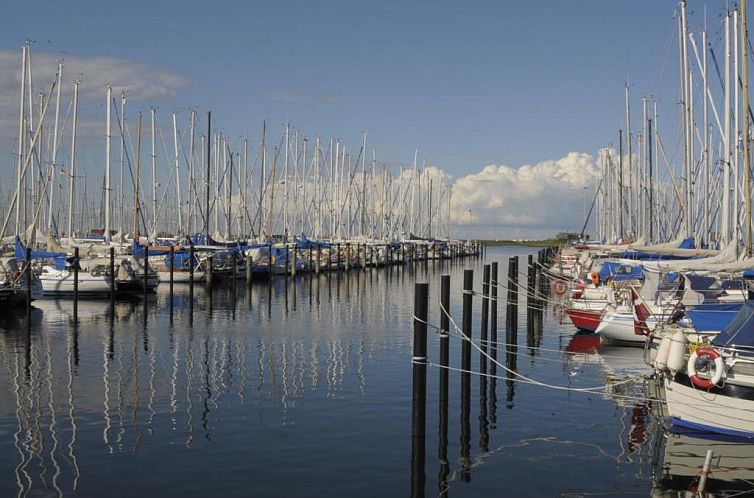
xmin=565 ymin=308 xmax=601 ymax=332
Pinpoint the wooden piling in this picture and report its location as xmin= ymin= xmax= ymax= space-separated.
xmin=410 ymin=282 xmax=428 ymax=498
xmin=109 ymin=247 xmax=115 ymax=303
xmin=246 ymin=253 xmax=253 ymax=285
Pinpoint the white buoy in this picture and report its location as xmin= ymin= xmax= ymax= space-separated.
xmin=667 ymin=331 xmax=687 ymax=374
xmin=654 ymin=334 xmax=672 ymax=372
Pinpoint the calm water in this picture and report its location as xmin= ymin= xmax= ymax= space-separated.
xmin=0 ymin=246 xmax=695 ymax=497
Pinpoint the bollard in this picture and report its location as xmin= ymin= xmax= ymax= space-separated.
xmin=246 ymin=253 xmax=253 ymax=285
xmin=410 ymin=282 xmax=428 ymax=498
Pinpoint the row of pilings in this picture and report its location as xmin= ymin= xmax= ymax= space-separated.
xmin=410 ymin=247 xmax=554 ymax=497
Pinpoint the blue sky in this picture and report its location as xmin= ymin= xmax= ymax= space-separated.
xmin=0 ymin=0 xmax=688 ymax=175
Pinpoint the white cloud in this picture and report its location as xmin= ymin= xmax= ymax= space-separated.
xmin=0 ymin=47 xmax=189 ymax=138
xmin=450 ymin=151 xmax=600 ymax=239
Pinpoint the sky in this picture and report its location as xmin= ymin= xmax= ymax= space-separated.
xmin=0 ymin=0 xmax=712 ymax=238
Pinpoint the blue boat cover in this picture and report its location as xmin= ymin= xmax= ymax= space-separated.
xmin=598 ymin=261 xmax=644 ymax=282
xmin=678 ymin=237 xmax=695 ymax=249
xmin=687 ymin=303 xmax=742 ymax=332
xmin=712 ymin=301 xmax=754 ymax=349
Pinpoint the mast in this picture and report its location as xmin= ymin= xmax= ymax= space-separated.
xmin=67 ymin=80 xmax=79 ymax=239
xmin=118 ymin=91 xmax=126 ymax=239
xmin=625 ymin=84 xmax=633 ymax=238
xmin=205 ymin=111 xmax=211 ymax=242
xmin=723 ymin=11 xmax=732 ymax=245
xmin=133 ymin=112 xmax=142 ymax=241
xmin=105 ymin=85 xmax=112 ymax=242
xmin=742 ymin=0 xmax=752 ymax=255
xmin=188 ymin=110 xmax=195 ymax=236
xmin=618 ymin=130 xmax=624 ymax=239
xmin=150 ymin=107 xmax=157 ymax=241
xmin=15 ymin=45 xmax=27 ymax=236
xmin=259 ymin=121 xmax=266 ymax=240
xmin=172 ymin=112 xmax=182 ymax=236
xmin=47 ymin=62 xmax=62 ymax=235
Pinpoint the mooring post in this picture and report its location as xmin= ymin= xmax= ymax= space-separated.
xmin=438 ymin=273 xmax=450 ymax=495
xmin=292 ymin=244 xmax=298 ymax=277
xmin=246 ymin=253 xmax=253 ymax=286
xmin=73 ymin=246 xmax=79 ymax=304
xmin=411 ymin=282 xmax=428 ymax=498
xmin=480 ymin=264 xmax=490 ymax=375
xmin=527 ymin=254 xmax=534 ymax=308
xmin=461 ymin=268 xmax=473 ymax=481
xmin=268 ymin=243 xmax=273 ymax=280
xmin=206 ymin=255 xmax=214 ymax=286
xmin=169 ymin=246 xmax=175 ymax=316
xmin=490 ymin=261 xmax=499 ymax=366
xmin=344 ymin=243 xmax=350 ymax=272
xmin=337 ymin=243 xmax=341 ymax=273
xmin=108 ymin=246 xmax=116 ymax=303
xmin=143 ymin=246 xmax=149 ymax=302
xmin=439 ymin=274 xmax=450 ymax=401
xmin=25 ymin=247 xmax=32 ymax=311
xmin=308 ymin=245 xmax=313 ymax=275
xmin=315 ymin=245 xmax=321 ymax=275
xmin=189 ymin=244 xmax=195 ymax=321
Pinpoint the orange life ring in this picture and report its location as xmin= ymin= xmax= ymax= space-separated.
xmin=590 ymin=272 xmax=600 ymax=285
xmin=686 ymin=347 xmax=724 ymax=390
xmin=552 ymin=280 xmax=567 ymax=295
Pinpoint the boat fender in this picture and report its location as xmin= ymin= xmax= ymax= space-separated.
xmin=590 ymin=272 xmax=600 ymax=285
xmin=666 ymin=331 xmax=687 ymax=374
xmin=654 ymin=334 xmax=672 ymax=372
xmin=686 ymin=347 xmax=724 ymax=390
xmin=552 ymin=280 xmax=567 ymax=295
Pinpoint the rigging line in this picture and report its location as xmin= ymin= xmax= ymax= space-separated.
xmin=437 ymin=300 xmax=645 ymax=393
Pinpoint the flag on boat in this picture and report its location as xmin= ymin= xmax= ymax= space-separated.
xmin=631 ymin=287 xmax=651 ymax=336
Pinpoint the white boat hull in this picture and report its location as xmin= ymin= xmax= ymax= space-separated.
xmin=40 ymin=268 xmax=112 ymax=297
xmin=596 ymin=311 xmax=657 ymax=344
xmin=158 ymin=270 xmax=206 ymax=283
xmin=664 ymin=377 xmax=754 ymax=438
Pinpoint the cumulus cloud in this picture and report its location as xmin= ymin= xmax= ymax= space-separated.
xmin=450 ymin=152 xmax=600 ymax=239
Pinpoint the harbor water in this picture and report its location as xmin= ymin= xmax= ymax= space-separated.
xmin=0 ymin=246 xmax=696 ymax=497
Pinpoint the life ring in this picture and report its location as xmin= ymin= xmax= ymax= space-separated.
xmin=552 ymin=280 xmax=567 ymax=295
xmin=590 ymin=272 xmax=600 ymax=285
xmin=686 ymin=347 xmax=724 ymax=390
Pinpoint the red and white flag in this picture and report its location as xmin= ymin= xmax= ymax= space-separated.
xmin=631 ymin=287 xmax=651 ymax=336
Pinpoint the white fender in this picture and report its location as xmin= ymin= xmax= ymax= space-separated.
xmin=666 ymin=331 xmax=687 ymax=374
xmin=654 ymin=334 xmax=672 ymax=372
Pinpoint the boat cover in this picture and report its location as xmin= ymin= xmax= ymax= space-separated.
xmin=712 ymin=301 xmax=754 ymax=350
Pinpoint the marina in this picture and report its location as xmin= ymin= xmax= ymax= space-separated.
xmin=5 ymin=0 xmax=754 ymax=496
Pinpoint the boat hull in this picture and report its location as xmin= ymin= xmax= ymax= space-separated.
xmin=595 ymin=311 xmax=656 ymax=345
xmin=664 ymin=377 xmax=754 ymax=439
xmin=565 ymin=308 xmax=601 ymax=332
